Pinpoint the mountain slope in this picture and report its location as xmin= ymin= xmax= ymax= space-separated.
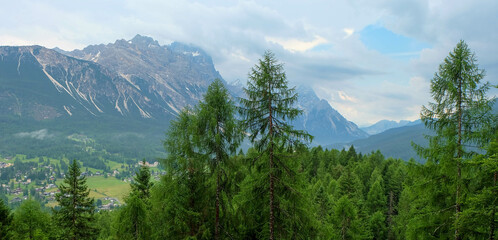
xmin=332 ymin=123 xmax=430 ymax=162
xmin=334 ymin=99 xmax=497 ymax=162
xmin=293 ymin=86 xmax=368 ymax=145
xmin=361 ymin=120 xmax=411 ymax=135
xmin=0 ymin=45 xmax=170 ymax=120
xmin=63 ymin=34 xmax=223 ymax=115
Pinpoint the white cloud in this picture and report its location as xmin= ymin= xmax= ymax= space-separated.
xmin=343 ymin=28 xmax=354 ymax=39
xmin=265 ymin=35 xmax=328 ymax=53
xmin=337 ymin=91 xmax=357 ymax=103
xmin=15 ymin=129 xmax=54 ymax=140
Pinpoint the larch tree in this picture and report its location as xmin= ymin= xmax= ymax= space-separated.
xmin=196 ymin=79 xmax=242 ymax=240
xmin=414 ymin=40 xmax=494 ymax=239
xmin=460 ymin=129 xmax=498 ymax=239
xmin=159 ymin=108 xmax=212 ymax=239
xmin=239 ymin=50 xmax=312 ymax=240
xmin=11 ymin=199 xmax=51 ymax=240
xmin=54 ymin=160 xmax=98 ymax=240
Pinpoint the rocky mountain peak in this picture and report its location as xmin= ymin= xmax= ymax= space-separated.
xmin=129 ymin=34 xmax=160 ymax=48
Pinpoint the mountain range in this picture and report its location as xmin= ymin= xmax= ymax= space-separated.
xmin=360 ymin=119 xmax=421 ymax=135
xmin=0 ymin=34 xmax=368 ymax=160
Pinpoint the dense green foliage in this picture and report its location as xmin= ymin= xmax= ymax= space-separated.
xmin=0 ymin=198 xmax=12 ymax=240
xmin=11 ymin=199 xmax=52 ymax=239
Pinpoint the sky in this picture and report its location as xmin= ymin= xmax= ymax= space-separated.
xmin=1 ymin=0 xmax=497 ymax=126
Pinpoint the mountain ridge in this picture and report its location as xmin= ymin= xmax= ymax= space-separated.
xmin=361 ymin=119 xmax=422 ymax=135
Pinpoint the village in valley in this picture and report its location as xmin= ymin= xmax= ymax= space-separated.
xmin=0 ymin=155 xmax=162 ymax=210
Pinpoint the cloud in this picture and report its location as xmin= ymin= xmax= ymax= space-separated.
xmin=343 ymin=28 xmax=354 ymax=39
xmin=15 ymin=129 xmax=54 ymax=140
xmin=265 ymin=35 xmax=328 ymax=53
xmin=338 ymin=91 xmax=357 ymax=103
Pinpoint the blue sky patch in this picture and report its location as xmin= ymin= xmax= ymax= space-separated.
xmin=310 ymin=43 xmax=333 ymax=52
xmin=360 ymin=24 xmax=431 ymax=58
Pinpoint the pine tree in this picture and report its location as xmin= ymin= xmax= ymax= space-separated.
xmin=415 ymin=40 xmax=494 ymax=239
xmin=0 ymin=198 xmax=12 ymax=240
xmin=54 ymin=160 xmax=98 ymax=240
xmin=196 ymin=79 xmax=242 ymax=239
xmin=239 ymin=50 xmax=312 ymax=240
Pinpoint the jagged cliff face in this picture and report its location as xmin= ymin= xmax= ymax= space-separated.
xmin=0 ymin=45 xmax=168 ymax=120
xmin=0 ymin=35 xmax=223 ymax=121
xmin=293 ymin=86 xmax=368 ymax=145
xmin=65 ymin=34 xmax=223 ymax=115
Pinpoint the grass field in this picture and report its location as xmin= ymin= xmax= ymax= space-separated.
xmin=56 ymin=176 xmax=130 ymax=203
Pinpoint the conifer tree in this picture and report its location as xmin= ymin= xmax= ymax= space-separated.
xmin=116 ymin=160 xmax=153 ymax=240
xmin=116 ymin=194 xmax=149 ymax=240
xmin=460 ymin=130 xmax=498 ymax=238
xmin=366 ymin=176 xmax=387 ymax=214
xmin=0 ymin=198 xmax=12 ymax=240
xmin=196 ymin=79 xmax=242 ymax=239
xmin=239 ymin=50 xmax=312 ymax=239
xmin=131 ymin=159 xmax=153 ymax=201
xmin=54 ymin=160 xmax=98 ymax=240
xmin=333 ymin=195 xmax=359 ymax=240
xmin=415 ymin=40 xmax=494 ymax=239
xmin=11 ymin=199 xmax=51 ymax=239
xmin=157 ymin=108 xmax=212 ymax=239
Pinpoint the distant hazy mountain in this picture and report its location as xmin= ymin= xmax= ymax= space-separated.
xmin=361 ymin=119 xmax=421 ymax=135
xmin=332 ymin=99 xmax=497 ymax=162
xmin=293 ymin=86 xmax=368 ymax=145
xmin=331 ymin=123 xmax=430 ymax=162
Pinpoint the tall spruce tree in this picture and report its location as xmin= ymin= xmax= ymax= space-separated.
xmin=196 ymin=79 xmax=242 ymax=240
xmin=131 ymin=159 xmax=153 ymax=201
xmin=55 ymin=160 xmax=98 ymax=240
xmin=414 ymin=40 xmax=494 ymax=239
xmin=239 ymin=50 xmax=312 ymax=239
